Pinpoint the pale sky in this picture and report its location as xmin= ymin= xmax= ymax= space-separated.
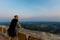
xmin=0 ymin=0 xmax=60 ymax=22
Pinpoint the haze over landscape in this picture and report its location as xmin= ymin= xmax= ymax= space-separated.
xmin=0 ymin=0 xmax=60 ymax=22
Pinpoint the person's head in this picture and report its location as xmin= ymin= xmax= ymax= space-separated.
xmin=14 ymin=15 xmax=18 ymax=19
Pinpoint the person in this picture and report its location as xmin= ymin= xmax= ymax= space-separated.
xmin=8 ymin=15 xmax=23 ymax=40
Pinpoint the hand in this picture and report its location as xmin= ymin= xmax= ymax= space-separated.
xmin=19 ymin=28 xmax=23 ymax=30
xmin=20 ymin=28 xmax=24 ymax=32
xmin=21 ymin=28 xmax=24 ymax=30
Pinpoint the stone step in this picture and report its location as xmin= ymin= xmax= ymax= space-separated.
xmin=18 ymin=33 xmax=27 ymax=40
xmin=28 ymin=36 xmax=41 ymax=40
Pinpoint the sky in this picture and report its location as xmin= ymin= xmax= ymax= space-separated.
xmin=0 ymin=0 xmax=60 ymax=22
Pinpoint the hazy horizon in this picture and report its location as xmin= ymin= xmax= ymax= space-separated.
xmin=0 ymin=0 xmax=60 ymax=22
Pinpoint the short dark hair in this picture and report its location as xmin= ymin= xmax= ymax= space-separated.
xmin=14 ymin=15 xmax=18 ymax=18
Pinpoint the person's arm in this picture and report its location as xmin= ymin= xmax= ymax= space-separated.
xmin=17 ymin=22 xmax=23 ymax=30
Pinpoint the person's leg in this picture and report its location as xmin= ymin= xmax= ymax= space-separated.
xmin=12 ymin=37 xmax=16 ymax=40
xmin=14 ymin=35 xmax=18 ymax=40
xmin=11 ymin=37 xmax=14 ymax=40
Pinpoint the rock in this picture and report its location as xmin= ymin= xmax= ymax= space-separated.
xmin=18 ymin=33 xmax=27 ymax=40
xmin=28 ymin=36 xmax=41 ymax=40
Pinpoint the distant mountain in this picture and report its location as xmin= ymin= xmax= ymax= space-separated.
xmin=0 ymin=22 xmax=60 ymax=34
